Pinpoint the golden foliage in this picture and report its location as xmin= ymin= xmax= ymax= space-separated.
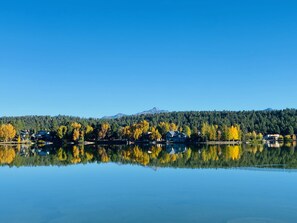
xmin=73 ymin=129 xmax=80 ymax=141
xmin=85 ymin=125 xmax=94 ymax=135
xmin=183 ymin=125 xmax=191 ymax=137
xmin=119 ymin=120 xmax=150 ymax=140
xmin=184 ymin=148 xmax=192 ymax=160
xmin=224 ymin=145 xmax=241 ymax=161
xmin=169 ymin=123 xmax=178 ymax=131
xmin=133 ymin=128 xmax=143 ymax=140
xmin=228 ymin=125 xmax=240 ymax=141
xmin=0 ymin=147 xmax=16 ymax=164
xmin=160 ymin=153 xmax=178 ymax=164
xmin=132 ymin=146 xmax=150 ymax=165
xmin=202 ymin=146 xmax=219 ymax=161
xmin=158 ymin=122 xmax=170 ymax=135
xmin=150 ymin=127 xmax=162 ymax=141
xmin=120 ymin=146 xmax=150 ymax=166
xmin=150 ymin=146 xmax=162 ymax=159
xmin=71 ymin=122 xmax=81 ymax=129
xmin=98 ymin=123 xmax=110 ymax=139
xmin=57 ymin=125 xmax=67 ymax=139
xmin=201 ymin=123 xmax=218 ymax=141
xmin=0 ymin=124 xmax=16 ymax=142
xmin=98 ymin=148 xmax=109 ymax=162
xmin=57 ymin=148 xmax=67 ymax=161
xmin=71 ymin=146 xmax=81 ymax=163
xmin=85 ymin=152 xmax=94 ymax=161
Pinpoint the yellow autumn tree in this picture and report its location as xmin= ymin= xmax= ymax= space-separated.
xmin=85 ymin=125 xmax=94 ymax=139
xmin=158 ymin=122 xmax=170 ymax=135
xmin=169 ymin=123 xmax=178 ymax=131
xmin=57 ymin=125 xmax=67 ymax=139
xmin=0 ymin=124 xmax=17 ymax=142
xmin=201 ymin=122 xmax=210 ymax=139
xmin=73 ymin=129 xmax=80 ymax=141
xmin=133 ymin=128 xmax=143 ymax=140
xmin=201 ymin=123 xmax=218 ymax=141
xmin=71 ymin=122 xmax=82 ymax=141
xmin=228 ymin=125 xmax=241 ymax=141
xmin=98 ymin=123 xmax=110 ymax=139
xmin=71 ymin=122 xmax=81 ymax=129
xmin=150 ymin=127 xmax=162 ymax=141
xmin=138 ymin=120 xmax=149 ymax=133
xmin=183 ymin=125 xmax=191 ymax=137
xmin=120 ymin=126 xmax=131 ymax=139
xmin=209 ymin=125 xmax=218 ymax=141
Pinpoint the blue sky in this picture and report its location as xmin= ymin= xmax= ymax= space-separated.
xmin=1 ymin=0 xmax=296 ymax=117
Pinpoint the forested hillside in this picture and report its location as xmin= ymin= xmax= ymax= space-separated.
xmin=0 ymin=109 xmax=296 ymax=136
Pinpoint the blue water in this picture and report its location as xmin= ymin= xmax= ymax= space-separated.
xmin=1 ymin=164 xmax=297 ymax=223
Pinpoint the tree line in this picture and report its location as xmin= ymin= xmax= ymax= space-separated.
xmin=0 ymin=109 xmax=297 ymax=142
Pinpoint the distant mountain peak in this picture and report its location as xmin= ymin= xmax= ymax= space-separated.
xmin=102 ymin=107 xmax=168 ymax=119
xmin=136 ymin=107 xmax=169 ymax=115
xmin=101 ymin=113 xmax=127 ymax=120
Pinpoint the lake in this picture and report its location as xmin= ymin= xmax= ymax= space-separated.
xmin=0 ymin=143 xmax=297 ymax=222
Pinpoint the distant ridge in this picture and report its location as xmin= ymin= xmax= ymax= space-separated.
xmin=135 ymin=107 xmax=168 ymax=115
xmin=264 ymin=108 xmax=274 ymax=111
xmin=102 ymin=107 xmax=168 ymax=119
xmin=101 ymin=113 xmax=126 ymax=120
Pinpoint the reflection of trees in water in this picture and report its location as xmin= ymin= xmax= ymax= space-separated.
xmin=224 ymin=145 xmax=242 ymax=161
xmin=202 ymin=146 xmax=219 ymax=161
xmin=0 ymin=146 xmax=16 ymax=164
xmin=120 ymin=146 xmax=150 ymax=165
xmin=98 ymin=147 xmax=109 ymax=163
xmin=1 ymin=143 xmax=297 ymax=168
xmin=57 ymin=148 xmax=67 ymax=161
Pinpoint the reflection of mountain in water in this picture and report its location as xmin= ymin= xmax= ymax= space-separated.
xmin=0 ymin=143 xmax=297 ymax=169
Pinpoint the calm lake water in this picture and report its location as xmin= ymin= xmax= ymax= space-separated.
xmin=1 ymin=144 xmax=297 ymax=222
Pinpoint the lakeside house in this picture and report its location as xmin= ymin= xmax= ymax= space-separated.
xmin=166 ymin=131 xmax=187 ymax=143
xmin=264 ymin=134 xmax=281 ymax=142
xmin=31 ymin=130 xmax=52 ymax=141
xmin=20 ymin=130 xmax=30 ymax=141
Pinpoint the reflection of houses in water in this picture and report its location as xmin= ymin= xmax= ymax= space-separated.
xmin=264 ymin=134 xmax=280 ymax=142
xmin=265 ymin=141 xmax=281 ymax=148
xmin=31 ymin=147 xmax=50 ymax=156
xmin=166 ymin=131 xmax=187 ymax=143
xmin=166 ymin=144 xmax=187 ymax=154
xmin=19 ymin=144 xmax=31 ymax=157
xmin=19 ymin=145 xmax=51 ymax=157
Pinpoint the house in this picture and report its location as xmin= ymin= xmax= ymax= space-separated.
xmin=19 ymin=130 xmax=30 ymax=140
xmin=32 ymin=130 xmax=52 ymax=141
xmin=166 ymin=131 xmax=187 ymax=143
xmin=264 ymin=134 xmax=281 ymax=142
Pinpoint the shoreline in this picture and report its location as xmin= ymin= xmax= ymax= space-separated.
xmin=0 ymin=140 xmax=250 ymax=146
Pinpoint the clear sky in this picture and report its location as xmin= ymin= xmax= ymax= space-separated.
xmin=1 ymin=0 xmax=296 ymax=117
